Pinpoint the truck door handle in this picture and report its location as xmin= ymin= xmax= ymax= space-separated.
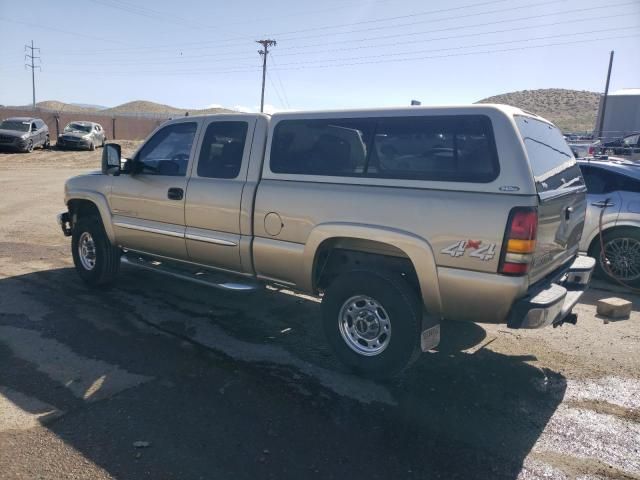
xmin=591 ymin=200 xmax=615 ymax=208
xmin=565 ymin=206 xmax=573 ymax=220
xmin=167 ymin=188 xmax=184 ymax=200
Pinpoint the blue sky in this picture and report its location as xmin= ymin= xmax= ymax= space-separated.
xmin=0 ymin=0 xmax=638 ymax=112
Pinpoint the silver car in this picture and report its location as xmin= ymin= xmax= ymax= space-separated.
xmin=578 ymin=158 xmax=640 ymax=285
xmin=57 ymin=121 xmax=106 ymax=151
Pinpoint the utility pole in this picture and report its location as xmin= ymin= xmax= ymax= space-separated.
xmin=24 ymin=40 xmax=41 ymax=110
xmin=256 ymin=39 xmax=276 ymax=113
xmin=597 ymin=50 xmax=614 ymax=140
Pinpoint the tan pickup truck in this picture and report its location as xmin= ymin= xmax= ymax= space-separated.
xmin=58 ymin=105 xmax=595 ymax=377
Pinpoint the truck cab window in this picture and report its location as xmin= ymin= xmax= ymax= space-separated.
xmin=135 ymin=122 xmax=196 ymax=176
xmin=197 ymin=121 xmax=248 ymax=179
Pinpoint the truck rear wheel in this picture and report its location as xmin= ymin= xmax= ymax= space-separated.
xmin=71 ymin=216 xmax=120 ymax=287
xmin=321 ymin=270 xmax=422 ymax=378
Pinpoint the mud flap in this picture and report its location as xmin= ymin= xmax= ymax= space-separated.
xmin=420 ymin=312 xmax=441 ymax=352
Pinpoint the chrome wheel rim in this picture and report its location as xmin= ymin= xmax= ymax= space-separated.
xmin=78 ymin=232 xmax=97 ymax=271
xmin=603 ymin=237 xmax=640 ymax=281
xmin=338 ymin=295 xmax=391 ymax=356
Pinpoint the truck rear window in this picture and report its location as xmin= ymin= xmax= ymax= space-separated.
xmin=270 ymin=115 xmax=499 ymax=183
xmin=515 ymin=116 xmax=584 ymax=193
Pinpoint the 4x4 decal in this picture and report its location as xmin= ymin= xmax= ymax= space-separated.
xmin=441 ymin=240 xmax=496 ymax=261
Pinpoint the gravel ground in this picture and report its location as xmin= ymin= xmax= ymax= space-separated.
xmin=0 ymin=146 xmax=639 ymax=480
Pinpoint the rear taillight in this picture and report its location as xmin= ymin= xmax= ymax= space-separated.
xmin=499 ymin=207 xmax=538 ymax=276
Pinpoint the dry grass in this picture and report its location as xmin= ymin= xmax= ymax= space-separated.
xmin=477 ymin=88 xmax=600 ymax=132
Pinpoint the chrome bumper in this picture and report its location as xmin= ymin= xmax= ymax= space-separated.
xmin=507 ymin=255 xmax=596 ymax=329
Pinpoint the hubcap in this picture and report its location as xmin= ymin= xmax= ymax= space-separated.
xmin=78 ymin=232 xmax=97 ymax=271
xmin=338 ymin=295 xmax=391 ymax=356
xmin=603 ymin=237 xmax=640 ymax=281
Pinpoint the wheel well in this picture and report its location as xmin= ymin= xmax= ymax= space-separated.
xmin=313 ymin=238 xmax=419 ymax=294
xmin=587 ymin=225 xmax=638 ymax=255
xmin=67 ymin=199 xmax=100 ymax=223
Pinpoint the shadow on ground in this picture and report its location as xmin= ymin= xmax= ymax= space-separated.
xmin=0 ymin=266 xmax=567 ymax=479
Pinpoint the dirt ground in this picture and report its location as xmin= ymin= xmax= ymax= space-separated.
xmin=1 ymin=145 xmax=639 ymax=480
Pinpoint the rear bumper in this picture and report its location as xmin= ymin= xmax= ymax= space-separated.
xmin=507 ymin=255 xmax=595 ymax=329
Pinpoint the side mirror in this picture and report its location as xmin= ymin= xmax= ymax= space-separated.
xmin=102 ymin=143 xmax=121 ymax=175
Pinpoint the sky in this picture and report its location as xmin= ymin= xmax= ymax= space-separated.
xmin=0 ymin=0 xmax=639 ymax=112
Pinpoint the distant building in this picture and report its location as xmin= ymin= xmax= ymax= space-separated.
xmin=595 ymin=88 xmax=640 ymax=141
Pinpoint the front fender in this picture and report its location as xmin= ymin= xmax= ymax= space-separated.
xmin=302 ymin=222 xmax=442 ymax=316
xmin=65 ymin=189 xmax=115 ymax=243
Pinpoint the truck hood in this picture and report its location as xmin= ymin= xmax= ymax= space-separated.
xmin=64 ymin=171 xmax=109 ymax=201
xmin=0 ymin=129 xmax=27 ymax=138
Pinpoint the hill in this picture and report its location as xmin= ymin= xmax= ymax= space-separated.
xmin=35 ymin=101 xmax=99 ymax=113
xmin=12 ymin=100 xmax=236 ymax=116
xmin=476 ymin=89 xmax=600 ymax=132
xmin=102 ymin=100 xmax=234 ymax=116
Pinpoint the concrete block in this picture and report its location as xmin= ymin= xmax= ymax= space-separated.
xmin=596 ymin=297 xmax=632 ymax=319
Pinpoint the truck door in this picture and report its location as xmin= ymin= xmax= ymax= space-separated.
xmin=109 ymin=120 xmax=199 ymax=260
xmin=184 ymin=116 xmax=255 ymax=273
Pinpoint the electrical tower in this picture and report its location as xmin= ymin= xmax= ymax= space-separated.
xmin=256 ymin=39 xmax=276 ymax=113
xmin=24 ymin=40 xmax=41 ymax=110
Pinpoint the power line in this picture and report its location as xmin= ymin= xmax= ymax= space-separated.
xmin=269 ymin=54 xmax=291 ymax=109
xmin=257 ymin=39 xmax=277 ymax=113
xmin=267 ymin=70 xmax=287 ymax=110
xmin=40 ymin=3 xmax=638 ymax=68
xmin=0 ymin=17 xmax=130 ymax=46
xmin=267 ymin=0 xmax=511 ymax=39
xmin=38 ymin=0 xmax=638 ymax=63
xmin=271 ymin=25 xmax=640 ymax=68
xmin=30 ymin=0 xmax=534 ymax=56
xmin=35 ymin=24 xmax=639 ymax=73
xmin=273 ymin=33 xmax=640 ymax=72
xmin=24 ymin=40 xmax=41 ymax=109
xmin=270 ymin=0 xmax=635 ymax=45
xmin=274 ymin=11 xmax=634 ymax=57
xmin=24 ymin=32 xmax=637 ymax=77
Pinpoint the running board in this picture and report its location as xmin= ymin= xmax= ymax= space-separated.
xmin=121 ymin=254 xmax=259 ymax=292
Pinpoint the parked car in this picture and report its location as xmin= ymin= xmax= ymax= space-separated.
xmin=58 ymin=105 xmax=594 ymax=377
xmin=0 ymin=117 xmax=49 ymax=152
xmin=588 ymin=133 xmax=640 ymax=160
xmin=578 ymin=157 xmax=640 ymax=285
xmin=57 ymin=121 xmax=106 ymax=151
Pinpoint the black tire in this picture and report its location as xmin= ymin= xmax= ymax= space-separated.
xmin=71 ymin=215 xmax=121 ymax=287
xmin=89 ymin=141 xmax=96 ymax=151
xmin=25 ymin=139 xmax=33 ymax=153
xmin=591 ymin=227 xmax=640 ymax=287
xmin=321 ymin=270 xmax=422 ymax=378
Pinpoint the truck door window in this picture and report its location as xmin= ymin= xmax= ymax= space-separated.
xmin=135 ymin=122 xmax=196 ymax=176
xmin=197 ymin=121 xmax=248 ymax=179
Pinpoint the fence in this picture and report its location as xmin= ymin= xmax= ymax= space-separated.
xmin=0 ymin=107 xmax=169 ymax=141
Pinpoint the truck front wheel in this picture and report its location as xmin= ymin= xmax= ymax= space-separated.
xmin=71 ymin=216 xmax=120 ymax=287
xmin=321 ymin=270 xmax=422 ymax=378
